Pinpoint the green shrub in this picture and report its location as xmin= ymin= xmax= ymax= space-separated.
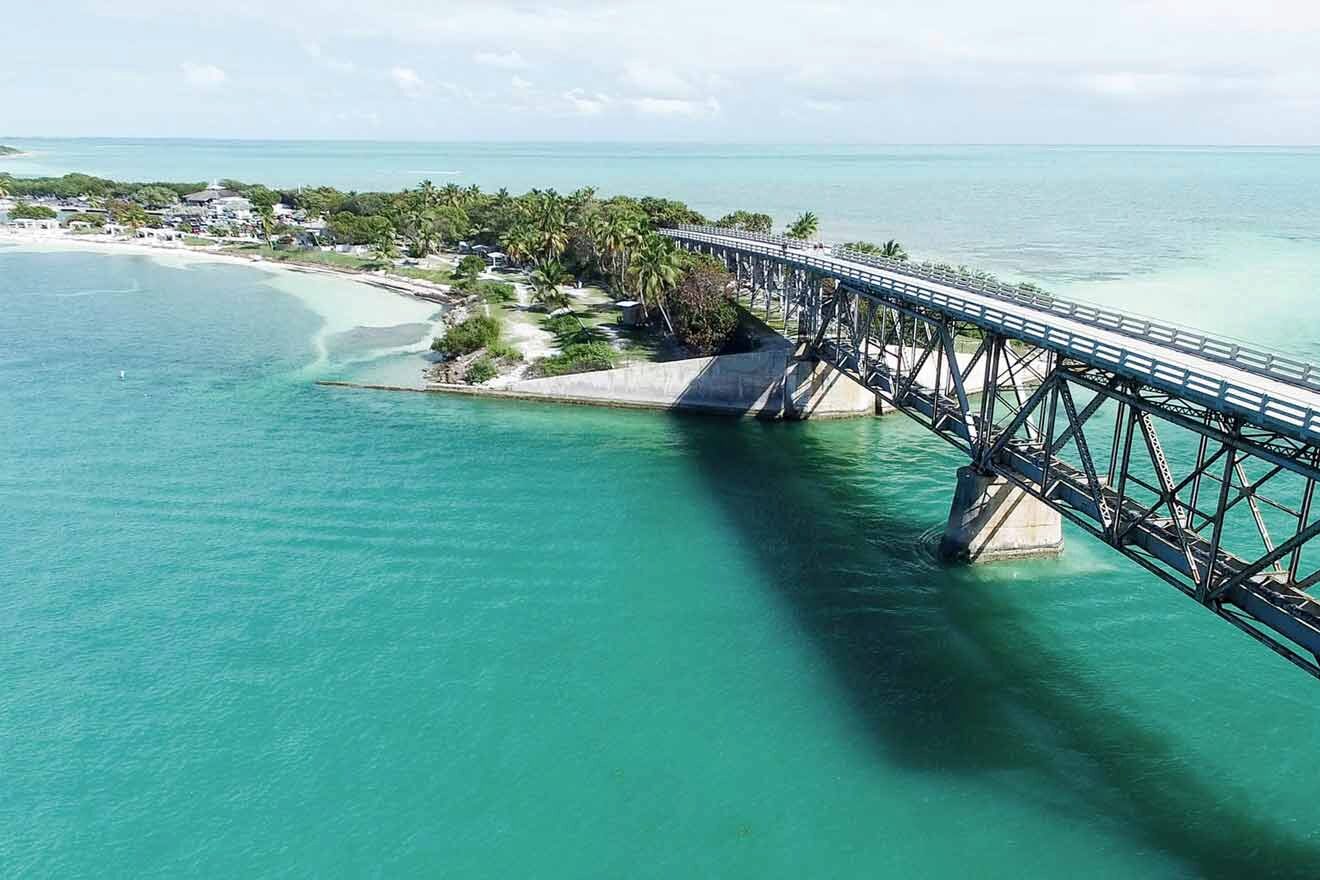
xmin=464 ymin=356 xmax=498 ymax=385
xmin=529 ymin=342 xmax=615 ymax=378
xmin=476 ymin=280 xmax=516 ymax=303
xmin=540 ymin=313 xmax=580 ymax=340
xmin=454 ymin=255 xmax=487 ymax=285
xmin=486 ymin=339 xmax=524 ymax=363
xmin=8 ymin=203 xmax=58 ymax=220
xmin=431 ymin=314 xmax=502 ymax=358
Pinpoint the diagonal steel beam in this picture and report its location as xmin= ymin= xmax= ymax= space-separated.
xmin=1058 ymin=380 xmax=1112 ymax=530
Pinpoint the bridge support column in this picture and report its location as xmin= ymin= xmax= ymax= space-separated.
xmin=939 ymin=466 xmax=1062 ymax=562
xmin=782 ymin=343 xmax=879 ymax=419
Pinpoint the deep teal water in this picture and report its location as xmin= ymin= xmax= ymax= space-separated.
xmin=2 ymin=248 xmax=1318 ymax=877
xmin=3 ymin=142 xmax=1320 ymax=876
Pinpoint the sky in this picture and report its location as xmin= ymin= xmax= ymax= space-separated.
xmin=4 ymin=0 xmax=1319 ymax=143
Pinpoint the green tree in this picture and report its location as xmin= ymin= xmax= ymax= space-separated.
xmin=715 ymin=210 xmax=773 ymax=234
xmin=8 ymin=202 xmax=58 ymax=220
xmin=107 ymin=199 xmax=148 ymax=228
xmin=258 ymin=205 xmax=277 ymax=248
xmin=500 ymin=225 xmax=535 ymax=266
xmin=432 ymin=314 xmax=502 ymax=357
xmin=453 ymin=255 xmax=486 ymax=288
xmin=371 ymin=229 xmax=399 ymax=265
xmin=529 ymin=259 xmax=574 ymax=312
xmin=664 ymin=262 xmax=738 ymax=354
xmin=786 ymin=211 xmax=819 ymax=240
xmin=879 ymin=239 xmax=907 ymax=261
xmin=131 ymin=185 xmax=179 ymax=209
xmin=844 ymin=239 xmax=908 ymax=261
xmin=291 ymin=186 xmax=345 ymax=217
xmin=244 ymin=185 xmax=281 ymax=209
xmin=629 ymin=234 xmax=682 ymax=332
xmin=64 ymin=211 xmax=105 ymax=227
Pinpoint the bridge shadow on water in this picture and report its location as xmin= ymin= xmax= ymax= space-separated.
xmin=667 ymin=406 xmax=1320 ymax=878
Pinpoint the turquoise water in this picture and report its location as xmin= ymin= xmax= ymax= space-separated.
xmin=3 ymin=144 xmax=1320 ymax=876
xmin=8 ymin=139 xmax=1320 ymax=357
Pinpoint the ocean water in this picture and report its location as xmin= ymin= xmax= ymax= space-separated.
xmin=5 ymin=139 xmax=1320 ymax=348
xmin=3 ymin=144 xmax=1320 ymax=877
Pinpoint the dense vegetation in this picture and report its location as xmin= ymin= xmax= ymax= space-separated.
xmin=433 ymin=314 xmax=504 ymax=358
xmin=3 ymin=168 xmax=916 ymax=364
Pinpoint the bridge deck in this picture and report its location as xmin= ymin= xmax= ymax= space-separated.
xmin=674 ymin=229 xmax=1320 ymax=444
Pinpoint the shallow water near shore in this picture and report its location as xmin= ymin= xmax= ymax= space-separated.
xmin=3 ymin=240 xmax=1320 ymax=876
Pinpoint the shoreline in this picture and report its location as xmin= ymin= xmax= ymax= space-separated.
xmin=0 ymin=228 xmax=458 ymax=386
xmin=0 ymin=227 xmax=460 ymax=307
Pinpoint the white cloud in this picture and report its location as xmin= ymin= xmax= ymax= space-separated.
xmin=13 ymin=0 xmax=1320 ymax=142
xmin=1076 ymin=71 xmax=1258 ymax=101
xmin=390 ymin=66 xmax=425 ymax=95
xmin=181 ymin=62 xmax=226 ymax=88
xmin=333 ymin=109 xmax=381 ymax=127
xmin=630 ymin=96 xmax=720 ymax=118
xmin=1079 ymin=72 xmax=1199 ymax=100
xmin=620 ymin=62 xmax=691 ymax=96
xmin=303 ymin=40 xmax=356 ymax=74
xmin=804 ymin=100 xmax=844 ymax=113
xmin=474 ymin=50 xmax=528 ymax=69
xmin=511 ymin=75 xmax=533 ymax=91
xmin=439 ymin=81 xmax=478 ymax=104
xmin=562 ymin=89 xmax=610 ymax=115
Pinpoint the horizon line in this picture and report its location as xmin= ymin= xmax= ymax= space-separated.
xmin=2 ymin=136 xmax=1319 ymax=149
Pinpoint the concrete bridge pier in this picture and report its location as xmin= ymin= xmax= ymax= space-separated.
xmin=939 ymin=466 xmax=1063 ymax=562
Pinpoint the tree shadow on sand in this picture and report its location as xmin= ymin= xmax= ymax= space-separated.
xmin=672 ymin=412 xmax=1320 ymax=880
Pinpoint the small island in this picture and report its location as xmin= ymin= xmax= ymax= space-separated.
xmin=0 ymin=145 xmax=25 ymax=157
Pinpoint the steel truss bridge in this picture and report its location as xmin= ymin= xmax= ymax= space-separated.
xmin=662 ymin=224 xmax=1320 ymax=679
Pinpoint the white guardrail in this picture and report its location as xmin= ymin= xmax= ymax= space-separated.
xmin=663 ymin=226 xmax=1320 ymax=445
xmin=670 ymin=224 xmax=1320 ymax=397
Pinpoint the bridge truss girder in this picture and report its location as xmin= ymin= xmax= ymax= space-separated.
xmin=687 ymin=240 xmax=1320 ymax=679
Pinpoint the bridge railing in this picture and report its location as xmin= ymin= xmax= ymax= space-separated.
xmin=669 ymin=225 xmax=1320 ymax=397
xmin=670 ymin=223 xmax=809 ymax=250
xmin=662 ymin=228 xmax=1320 ymax=444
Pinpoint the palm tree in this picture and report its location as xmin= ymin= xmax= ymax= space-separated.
xmin=418 ymin=179 xmax=438 ymax=210
xmin=501 ymin=225 xmax=535 ymax=266
xmin=440 ymin=183 xmax=465 ymax=210
xmin=880 ymin=239 xmax=907 ymax=261
xmin=529 ymin=259 xmax=574 ymax=312
xmin=371 ymin=229 xmax=398 ymax=265
xmin=0 ymin=181 xmax=8 ymax=199
xmin=786 ymin=211 xmax=819 ymax=240
xmin=537 ymin=224 xmax=568 ymax=261
xmin=258 ymin=205 xmax=277 ymax=248
xmin=606 ymin=215 xmax=647 ymax=285
xmin=629 ymin=235 xmax=681 ymax=333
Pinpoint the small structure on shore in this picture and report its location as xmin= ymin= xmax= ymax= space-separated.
xmin=618 ymin=300 xmax=643 ymax=326
xmin=183 ymin=184 xmax=240 ymax=205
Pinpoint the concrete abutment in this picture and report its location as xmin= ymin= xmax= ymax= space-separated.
xmin=939 ymin=466 xmax=1063 ymax=562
